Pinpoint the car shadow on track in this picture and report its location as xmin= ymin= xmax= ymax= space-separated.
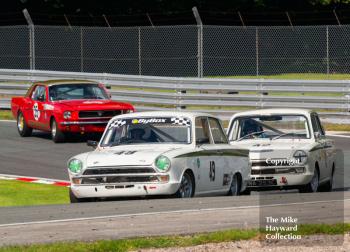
xmin=31 ymin=131 xmax=102 ymax=143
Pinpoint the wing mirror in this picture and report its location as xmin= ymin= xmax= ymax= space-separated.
xmin=87 ymin=140 xmax=98 ymax=149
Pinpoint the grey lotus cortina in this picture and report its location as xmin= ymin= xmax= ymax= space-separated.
xmin=227 ymin=108 xmax=340 ymax=194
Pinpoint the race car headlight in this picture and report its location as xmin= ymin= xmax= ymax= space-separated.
xmin=68 ymin=159 xmax=82 ymax=174
xmin=63 ymin=111 xmax=71 ymax=119
xmin=293 ymin=150 xmax=308 ymax=165
xmin=155 ymin=155 xmax=171 ymax=172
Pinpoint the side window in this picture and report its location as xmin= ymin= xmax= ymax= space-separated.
xmin=311 ymin=114 xmax=325 ymax=136
xmin=31 ymin=86 xmax=40 ymax=100
xmin=208 ymin=117 xmax=228 ymax=144
xmin=311 ymin=114 xmax=319 ymax=133
xmin=195 ymin=117 xmax=211 ymax=144
xmin=315 ymin=114 xmax=325 ymax=136
xmin=32 ymin=86 xmax=46 ymax=101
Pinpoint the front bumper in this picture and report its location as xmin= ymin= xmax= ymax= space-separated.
xmin=247 ymin=173 xmax=313 ymax=189
xmin=60 ymin=121 xmax=108 ymax=133
xmin=70 ymin=182 xmax=180 ymax=198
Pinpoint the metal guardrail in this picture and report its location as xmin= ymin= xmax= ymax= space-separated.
xmin=0 ymin=69 xmax=349 ymax=119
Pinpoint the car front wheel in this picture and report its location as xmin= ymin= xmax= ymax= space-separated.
xmin=299 ymin=169 xmax=319 ymax=193
xmin=69 ymin=189 xmax=91 ymax=203
xmin=175 ymin=171 xmax=195 ymax=198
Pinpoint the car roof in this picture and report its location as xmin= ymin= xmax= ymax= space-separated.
xmin=233 ymin=108 xmax=313 ymax=117
xmin=33 ymin=79 xmax=99 ymax=86
xmin=111 ymin=111 xmax=215 ymax=121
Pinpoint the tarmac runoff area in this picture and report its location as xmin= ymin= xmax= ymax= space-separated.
xmin=0 ymin=192 xmax=349 ymax=246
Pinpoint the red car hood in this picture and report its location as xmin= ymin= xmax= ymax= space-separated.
xmin=54 ymin=100 xmax=133 ymax=110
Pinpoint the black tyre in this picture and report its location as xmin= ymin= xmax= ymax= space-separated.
xmin=241 ymin=190 xmax=251 ymax=195
xmin=319 ymin=164 xmax=335 ymax=192
xmin=299 ymin=168 xmax=319 ymax=193
xmin=175 ymin=171 xmax=195 ymax=198
xmin=228 ymin=174 xmax=241 ymax=196
xmin=17 ymin=111 xmax=32 ymax=137
xmin=69 ymin=188 xmax=90 ymax=203
xmin=51 ymin=118 xmax=65 ymax=143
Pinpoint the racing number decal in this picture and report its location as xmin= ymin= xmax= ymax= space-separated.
xmin=114 ymin=151 xmax=137 ymax=155
xmin=33 ymin=103 xmax=40 ymax=121
xmin=209 ymin=161 xmax=215 ymax=181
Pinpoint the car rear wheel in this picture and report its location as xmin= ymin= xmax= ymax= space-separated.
xmin=299 ymin=168 xmax=319 ymax=193
xmin=17 ymin=111 xmax=32 ymax=137
xmin=228 ymin=174 xmax=241 ymax=196
xmin=51 ymin=118 xmax=65 ymax=143
xmin=175 ymin=171 xmax=195 ymax=198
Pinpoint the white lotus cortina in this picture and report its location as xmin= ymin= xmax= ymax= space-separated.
xmin=227 ymin=108 xmax=339 ymax=194
xmin=67 ymin=111 xmax=251 ymax=202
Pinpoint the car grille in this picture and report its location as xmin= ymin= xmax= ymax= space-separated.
xmin=251 ymin=160 xmax=294 ymax=167
xmin=80 ymin=166 xmax=160 ymax=185
xmin=251 ymin=160 xmax=305 ymax=175
xmin=79 ymin=110 xmax=122 ymax=119
xmin=83 ymin=167 xmax=155 ymax=175
xmin=251 ymin=167 xmax=304 ymax=175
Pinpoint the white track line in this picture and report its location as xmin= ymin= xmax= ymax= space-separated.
xmin=0 ymin=198 xmax=349 ymax=228
xmin=0 ymin=174 xmax=69 ymax=183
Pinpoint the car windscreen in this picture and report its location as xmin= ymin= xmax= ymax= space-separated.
xmin=229 ymin=115 xmax=310 ymax=141
xmin=100 ymin=117 xmax=192 ymax=146
xmin=49 ymin=84 xmax=108 ymax=101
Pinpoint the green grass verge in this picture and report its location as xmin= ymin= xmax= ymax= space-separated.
xmin=0 ymin=180 xmax=69 ymax=207
xmin=1 ymin=223 xmax=349 ymax=252
xmin=0 ymin=110 xmax=13 ymax=120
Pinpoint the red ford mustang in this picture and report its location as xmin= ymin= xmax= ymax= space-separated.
xmin=11 ymin=80 xmax=134 ymax=143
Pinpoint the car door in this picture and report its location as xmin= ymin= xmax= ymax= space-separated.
xmin=310 ymin=113 xmax=328 ymax=181
xmin=314 ymin=113 xmax=334 ymax=179
xmin=28 ymin=85 xmax=47 ymax=129
xmin=194 ymin=116 xmax=218 ymax=193
xmin=207 ymin=117 xmax=229 ymax=191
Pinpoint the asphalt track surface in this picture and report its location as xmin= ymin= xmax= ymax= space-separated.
xmin=0 ymin=120 xmax=349 ymax=188
xmin=0 ymin=121 xmax=350 ymax=245
xmin=0 ymin=192 xmax=348 ymax=245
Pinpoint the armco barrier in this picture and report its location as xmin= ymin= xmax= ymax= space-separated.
xmin=0 ymin=69 xmax=349 ymax=119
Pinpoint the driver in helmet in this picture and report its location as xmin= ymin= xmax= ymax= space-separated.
xmin=130 ymin=128 xmax=146 ymax=141
xmin=241 ymin=119 xmax=263 ymax=138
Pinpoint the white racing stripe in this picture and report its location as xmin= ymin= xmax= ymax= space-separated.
xmin=0 ymin=198 xmax=349 ymax=228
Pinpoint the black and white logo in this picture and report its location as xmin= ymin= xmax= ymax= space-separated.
xmin=33 ymin=103 xmax=40 ymax=121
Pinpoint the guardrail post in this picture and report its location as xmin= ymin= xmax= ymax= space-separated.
xmin=23 ymin=9 xmax=35 ymax=70
xmin=256 ymin=27 xmax=259 ymax=77
xmin=259 ymin=78 xmax=263 ymax=108
xmin=192 ymin=7 xmax=203 ymax=78
xmin=138 ymin=27 xmax=142 ymax=76
xmin=80 ymin=27 xmax=84 ymax=72
xmin=326 ymin=26 xmax=330 ymax=75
